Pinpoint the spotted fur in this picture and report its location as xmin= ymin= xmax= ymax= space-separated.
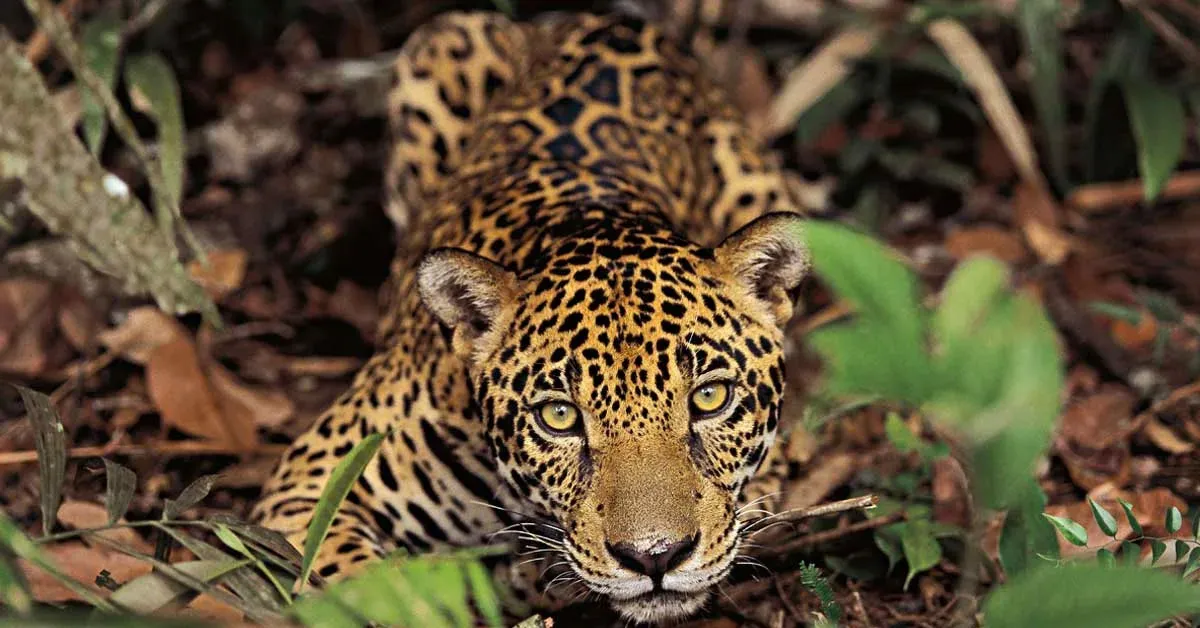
xmin=253 ymin=11 xmax=810 ymax=624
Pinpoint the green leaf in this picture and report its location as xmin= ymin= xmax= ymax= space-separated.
xmin=0 ymin=550 xmax=31 ymax=615
xmin=1184 ymin=547 xmax=1200 ymax=578
xmin=1096 ymin=548 xmax=1115 ymax=568
xmin=884 ymin=413 xmax=921 ymax=454
xmin=804 ymin=220 xmax=932 ymax=405
xmin=465 ymin=561 xmax=503 ymax=628
xmin=299 ymin=431 xmax=386 ymax=592
xmin=214 ymin=524 xmax=292 ymax=604
xmin=900 ymin=519 xmax=942 ymax=589
xmin=108 ymin=559 xmax=245 ymax=614
xmin=102 ymin=460 xmax=137 ymax=525
xmin=1082 ymin=16 xmax=1152 ymax=180
xmin=1123 ymin=80 xmax=1186 ymax=203
xmin=1118 ymin=541 xmax=1139 ymax=567
xmin=1150 ymin=539 xmax=1167 ymax=565
xmin=124 ymin=53 xmax=186 ymax=208
xmin=1016 ymin=0 xmax=1068 ymax=189
xmin=163 ymin=475 xmax=218 ymax=520
xmin=984 ymin=564 xmax=1200 ymax=628
xmin=1116 ymin=499 xmax=1142 ymax=538
xmin=932 ymin=256 xmax=1010 ymax=355
xmin=12 ymin=385 xmax=66 ymax=536
xmin=957 ymin=296 xmax=1063 ymax=509
xmin=1176 ymin=539 xmax=1190 ymax=564
xmin=1088 ymin=498 xmax=1118 ymax=538
xmin=79 ymin=8 xmax=123 ymax=154
xmin=1191 ymin=508 xmax=1200 ymax=540
xmin=1086 ymin=302 xmax=1142 ymax=325
xmin=999 ymin=481 xmax=1059 ymax=577
xmin=1166 ymin=506 xmax=1183 ymax=534
xmin=1042 ymin=514 xmax=1088 ymax=547
xmin=874 ymin=527 xmax=904 ymax=573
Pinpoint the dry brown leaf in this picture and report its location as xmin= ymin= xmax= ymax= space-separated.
xmin=0 ymin=279 xmax=56 ymax=376
xmin=931 ymin=456 xmax=971 ymax=528
xmin=56 ymin=500 xmax=153 ymax=553
xmin=206 ymin=359 xmax=294 ymax=429
xmin=146 ymin=336 xmax=258 ymax=450
xmin=1014 ymin=181 xmax=1072 ymax=265
xmin=1110 ymin=307 xmax=1158 ymax=351
xmin=184 ymin=592 xmax=248 ymax=624
xmin=944 ymin=226 xmax=1028 ymax=264
xmin=57 ymin=292 xmax=102 ymax=352
xmin=187 ymin=248 xmax=248 ymax=301
xmin=98 ymin=306 xmax=187 ymax=364
xmin=1060 ymin=385 xmax=1138 ymax=450
xmin=1142 ymin=418 xmax=1195 ymax=454
xmin=764 ymin=25 xmax=879 ymax=139
xmin=21 ymin=542 xmax=151 ymax=603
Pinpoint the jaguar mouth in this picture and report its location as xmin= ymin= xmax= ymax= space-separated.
xmin=608 ymin=588 xmax=710 ymax=624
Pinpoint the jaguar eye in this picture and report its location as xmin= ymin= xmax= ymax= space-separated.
xmin=535 ymin=401 xmax=581 ymax=434
xmin=690 ymin=382 xmax=732 ymax=416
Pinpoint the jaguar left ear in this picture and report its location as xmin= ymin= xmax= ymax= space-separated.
xmin=714 ymin=212 xmax=810 ymax=327
xmin=416 ymin=248 xmax=519 ymax=364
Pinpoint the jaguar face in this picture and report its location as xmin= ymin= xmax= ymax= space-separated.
xmin=417 ymin=213 xmax=808 ymax=623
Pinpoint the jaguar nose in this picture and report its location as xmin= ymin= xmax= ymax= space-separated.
xmin=606 ymin=534 xmax=698 ymax=580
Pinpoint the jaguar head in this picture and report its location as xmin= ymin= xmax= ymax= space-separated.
xmin=417 ymin=213 xmax=809 ymax=623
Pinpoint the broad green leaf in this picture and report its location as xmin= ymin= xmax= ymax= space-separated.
xmin=102 ymin=460 xmax=137 ymax=524
xmin=1096 ymin=548 xmax=1115 ymax=568
xmin=1088 ymin=499 xmax=1118 ymax=538
xmin=1192 ymin=508 xmax=1200 ymax=539
xmin=874 ymin=526 xmax=904 ymax=573
xmin=1042 ymin=514 xmax=1088 ymax=547
xmin=79 ymin=8 xmax=123 ymax=154
xmin=290 ymin=594 xmax=364 ymax=628
xmin=1117 ymin=500 xmax=1142 ymax=538
xmin=1166 ymin=506 xmax=1183 ymax=534
xmin=214 ymin=524 xmax=291 ymax=603
xmin=13 ymin=385 xmax=65 ymax=536
xmin=1082 ymin=17 xmax=1152 ymax=180
xmin=1118 ymin=541 xmax=1139 ymax=567
xmin=1150 ymin=539 xmax=1167 ymax=565
xmin=1176 ymin=540 xmax=1190 ymax=564
xmin=0 ymin=551 xmax=31 ymax=614
xmin=999 ymin=481 xmax=1059 ymax=577
xmin=984 ymin=564 xmax=1200 ymax=628
xmin=884 ymin=413 xmax=921 ymax=454
xmin=958 ymin=296 xmax=1062 ymax=509
xmin=125 ymin=53 xmax=186 ymax=208
xmin=899 ymin=519 xmax=942 ymax=589
xmin=1016 ymin=0 xmax=1068 ymax=189
xmin=163 ymin=475 xmax=219 ymax=520
xmin=465 ymin=561 xmax=503 ymax=628
xmin=299 ymin=431 xmax=385 ymax=592
xmin=932 ymin=256 xmax=1010 ymax=354
xmin=1123 ymin=80 xmax=1186 ymax=203
xmin=1184 ymin=547 xmax=1200 ymax=578
xmin=109 ymin=559 xmax=245 ymax=614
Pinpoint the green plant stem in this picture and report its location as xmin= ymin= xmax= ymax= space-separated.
xmin=33 ymin=519 xmax=210 ymax=545
xmin=19 ymin=0 xmax=204 ymax=261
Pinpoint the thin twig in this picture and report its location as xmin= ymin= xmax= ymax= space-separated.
xmin=754 ymin=511 xmax=905 ymax=559
xmin=1067 ymin=170 xmax=1200 ymax=213
xmin=20 ymin=0 xmax=204 ymax=260
xmin=753 ymin=495 xmax=879 ymax=530
xmin=0 ymin=441 xmax=288 ymax=467
xmin=21 ymin=0 xmax=82 ymax=63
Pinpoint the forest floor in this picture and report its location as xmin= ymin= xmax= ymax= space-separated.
xmin=2 ymin=1 xmax=1199 ymax=627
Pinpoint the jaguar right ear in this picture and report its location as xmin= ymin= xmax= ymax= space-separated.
xmin=416 ymin=248 xmax=519 ymax=364
xmin=714 ymin=212 xmax=810 ymax=327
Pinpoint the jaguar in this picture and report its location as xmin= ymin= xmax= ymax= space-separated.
xmin=252 ymin=9 xmax=812 ymax=624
